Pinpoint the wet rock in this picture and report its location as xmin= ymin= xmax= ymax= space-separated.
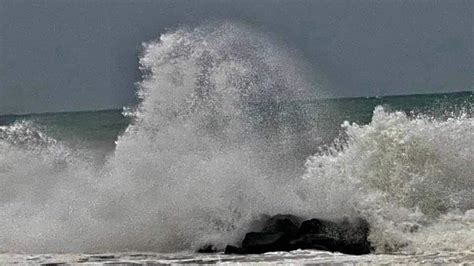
xmin=241 ymin=232 xmax=293 ymax=253
xmin=261 ymin=214 xmax=302 ymax=235
xmin=338 ymin=217 xmax=372 ymax=255
xmin=224 ymin=245 xmax=242 ymax=254
xmin=221 ymin=214 xmax=303 ymax=254
xmin=89 ymin=254 xmax=117 ymax=260
xmin=289 ymin=233 xmax=338 ymax=251
xmin=225 ymin=214 xmax=372 ymax=255
xmin=225 ymin=214 xmax=303 ymax=254
xmin=298 ymin=218 xmax=342 ymax=236
xmin=295 ymin=217 xmax=371 ymax=255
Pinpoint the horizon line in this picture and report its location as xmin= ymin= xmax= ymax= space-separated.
xmin=1 ymin=90 xmax=471 ymax=117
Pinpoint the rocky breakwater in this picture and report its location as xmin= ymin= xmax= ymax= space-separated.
xmin=216 ymin=214 xmax=372 ymax=255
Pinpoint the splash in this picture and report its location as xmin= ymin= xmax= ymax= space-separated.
xmin=302 ymin=106 xmax=474 ymax=252
xmin=0 ymin=23 xmax=320 ymax=253
xmin=104 ymin=22 xmax=320 ymax=251
xmin=0 ymin=121 xmax=101 ymax=251
xmin=0 ymin=23 xmax=472 ymax=254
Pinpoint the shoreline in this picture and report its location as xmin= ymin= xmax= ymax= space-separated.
xmin=1 ymin=250 xmax=473 ymax=265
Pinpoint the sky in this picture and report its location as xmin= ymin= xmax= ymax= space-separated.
xmin=0 ymin=0 xmax=472 ymax=115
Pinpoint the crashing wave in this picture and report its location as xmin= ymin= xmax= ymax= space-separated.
xmin=303 ymin=106 xmax=474 ymax=252
xmin=0 ymin=23 xmax=472 ymax=254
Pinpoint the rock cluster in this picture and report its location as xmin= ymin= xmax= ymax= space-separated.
xmin=217 ymin=214 xmax=372 ymax=255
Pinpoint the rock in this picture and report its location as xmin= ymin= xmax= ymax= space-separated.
xmin=224 ymin=245 xmax=242 ymax=254
xmin=296 ymin=217 xmax=371 ymax=255
xmin=338 ymin=217 xmax=372 ymax=255
xmin=261 ymin=214 xmax=302 ymax=235
xmin=229 ymin=214 xmax=303 ymax=254
xmin=225 ymin=214 xmax=372 ymax=255
xmin=243 ymin=232 xmax=285 ymax=247
xmin=89 ymin=254 xmax=116 ymax=260
xmin=222 ymin=214 xmax=303 ymax=254
xmin=299 ymin=218 xmax=342 ymax=237
xmin=240 ymin=232 xmax=293 ymax=253
xmin=289 ymin=233 xmax=338 ymax=251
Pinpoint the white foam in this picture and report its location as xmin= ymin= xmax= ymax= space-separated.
xmin=0 ymin=23 xmax=472 ymax=254
xmin=303 ymin=106 xmax=474 ymax=253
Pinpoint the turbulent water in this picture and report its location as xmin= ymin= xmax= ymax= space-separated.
xmin=0 ymin=23 xmax=473 ymax=262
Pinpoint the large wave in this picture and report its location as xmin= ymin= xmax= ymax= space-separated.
xmin=102 ymin=22 xmax=320 ymax=251
xmin=0 ymin=23 xmax=472 ymax=254
xmin=302 ymin=106 xmax=473 ymax=252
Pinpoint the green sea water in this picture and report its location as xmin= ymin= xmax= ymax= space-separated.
xmin=1 ymin=91 xmax=471 ymax=152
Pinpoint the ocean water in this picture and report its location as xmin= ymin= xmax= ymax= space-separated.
xmin=0 ymin=23 xmax=473 ymax=264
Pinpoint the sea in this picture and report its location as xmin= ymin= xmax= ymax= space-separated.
xmin=0 ymin=23 xmax=472 ymax=264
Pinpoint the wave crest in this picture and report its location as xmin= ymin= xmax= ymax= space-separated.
xmin=303 ymin=106 xmax=474 ymax=252
xmin=0 ymin=23 xmax=472 ymax=254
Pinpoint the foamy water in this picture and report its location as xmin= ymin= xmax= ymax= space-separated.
xmin=0 ymin=23 xmax=472 ymax=263
xmin=1 ymin=250 xmax=473 ymax=265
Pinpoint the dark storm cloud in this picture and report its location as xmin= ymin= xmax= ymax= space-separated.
xmin=0 ymin=0 xmax=472 ymax=114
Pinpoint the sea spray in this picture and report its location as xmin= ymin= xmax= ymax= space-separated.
xmin=0 ymin=121 xmax=101 ymax=251
xmin=302 ymin=106 xmax=474 ymax=252
xmin=0 ymin=22 xmax=322 ymax=252
xmin=0 ymin=23 xmax=472 ymax=254
xmin=105 ymin=22 xmax=322 ymax=251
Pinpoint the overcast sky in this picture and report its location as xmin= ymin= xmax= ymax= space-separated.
xmin=0 ymin=0 xmax=472 ymax=115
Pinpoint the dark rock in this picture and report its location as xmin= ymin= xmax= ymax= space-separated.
xmin=338 ymin=217 xmax=372 ymax=255
xmin=243 ymin=232 xmax=285 ymax=248
xmin=299 ymin=218 xmax=342 ymax=237
xmin=261 ymin=214 xmax=302 ymax=235
xmin=225 ymin=232 xmax=293 ymax=254
xmin=289 ymin=233 xmax=338 ymax=251
xmin=89 ymin=254 xmax=116 ymax=260
xmin=297 ymin=217 xmax=371 ymax=255
xmin=233 ymin=214 xmax=303 ymax=254
xmin=225 ymin=245 xmax=243 ymax=254
xmin=224 ymin=214 xmax=372 ymax=255
xmin=241 ymin=232 xmax=293 ymax=253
